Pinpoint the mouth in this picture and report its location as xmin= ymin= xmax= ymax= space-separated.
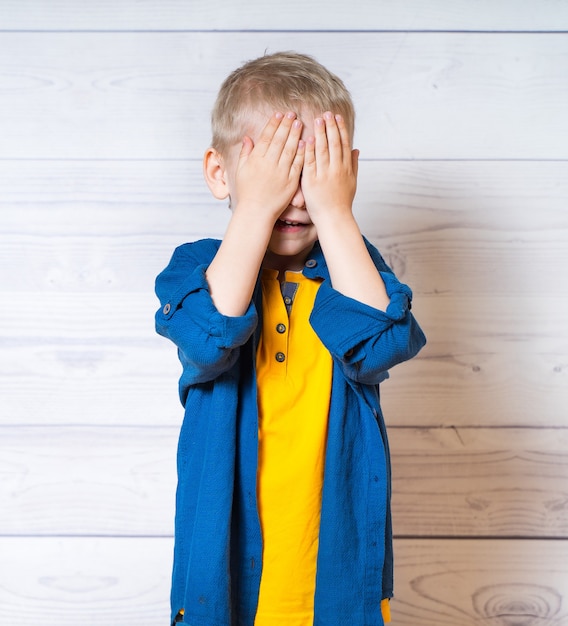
xmin=274 ymin=218 xmax=309 ymax=232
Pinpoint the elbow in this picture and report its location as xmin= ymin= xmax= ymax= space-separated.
xmin=343 ymin=319 xmax=426 ymax=384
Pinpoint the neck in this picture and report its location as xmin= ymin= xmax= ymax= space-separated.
xmin=262 ymin=246 xmax=315 ymax=276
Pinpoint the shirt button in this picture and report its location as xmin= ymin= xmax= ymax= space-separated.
xmin=275 ymin=352 xmax=286 ymax=362
xmin=283 ymin=296 xmax=292 ymax=305
xmin=276 ymin=323 xmax=286 ymax=334
xmin=304 ymin=259 xmax=317 ymax=268
xmin=163 ymin=303 xmax=171 ymax=315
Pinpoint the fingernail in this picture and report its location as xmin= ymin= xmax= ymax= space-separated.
xmin=275 ymin=112 xmax=284 ymax=119
xmin=286 ymin=111 xmax=296 ymax=120
xmin=335 ymin=114 xmax=343 ymax=122
xmin=315 ymin=118 xmax=324 ymax=126
xmin=324 ymin=111 xmax=333 ymax=120
xmin=293 ymin=119 xmax=302 ymax=128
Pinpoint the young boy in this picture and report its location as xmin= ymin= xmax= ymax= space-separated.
xmin=155 ymin=51 xmax=426 ymax=626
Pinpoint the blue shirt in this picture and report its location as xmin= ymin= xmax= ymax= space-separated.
xmin=155 ymin=238 xmax=426 ymax=626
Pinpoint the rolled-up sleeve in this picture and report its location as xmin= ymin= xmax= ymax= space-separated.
xmin=309 ymin=271 xmax=426 ymax=384
xmin=155 ymin=243 xmax=258 ymax=392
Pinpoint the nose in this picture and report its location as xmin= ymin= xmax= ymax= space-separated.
xmin=289 ymin=182 xmax=306 ymax=209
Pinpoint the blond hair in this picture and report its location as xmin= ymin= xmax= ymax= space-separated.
xmin=211 ymin=51 xmax=355 ymax=155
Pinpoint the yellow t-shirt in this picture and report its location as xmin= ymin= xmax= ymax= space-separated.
xmin=255 ymin=269 xmax=332 ymax=626
xmin=254 ymin=268 xmax=391 ymax=625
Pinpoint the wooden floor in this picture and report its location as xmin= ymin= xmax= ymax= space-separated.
xmin=1 ymin=2 xmax=567 ymax=624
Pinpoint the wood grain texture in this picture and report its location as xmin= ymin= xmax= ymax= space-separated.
xmin=1 ymin=537 xmax=567 ymax=625
xmin=2 ymin=426 xmax=567 ymax=539
xmin=389 ymin=427 xmax=568 ymax=538
xmin=2 ymin=0 xmax=568 ymax=31
xmin=3 ymin=159 xmax=568 ymax=229
xmin=1 ymin=159 xmax=567 ymax=291
xmin=1 ymin=292 xmax=566 ymax=427
xmin=0 ymin=32 xmax=567 ymax=159
xmin=0 ymin=315 xmax=184 ymax=427
xmin=0 ymin=536 xmax=172 ymax=626
xmin=392 ymin=539 xmax=568 ymax=626
xmin=1 ymin=5 xmax=568 ymax=623
xmin=2 ymin=160 xmax=565 ymax=428
xmin=0 ymin=426 xmax=177 ymax=536
xmin=381 ymin=314 xmax=568 ymax=427
xmin=4 ymin=229 xmax=566 ymax=297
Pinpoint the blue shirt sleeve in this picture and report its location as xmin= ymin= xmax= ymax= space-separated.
xmin=309 ymin=269 xmax=426 ymax=385
xmin=155 ymin=242 xmax=258 ymax=392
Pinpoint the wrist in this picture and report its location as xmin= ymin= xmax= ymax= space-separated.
xmin=232 ymin=201 xmax=280 ymax=227
xmin=310 ymin=206 xmax=356 ymax=231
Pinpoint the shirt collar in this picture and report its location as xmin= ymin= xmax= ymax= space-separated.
xmin=301 ymin=241 xmax=328 ymax=280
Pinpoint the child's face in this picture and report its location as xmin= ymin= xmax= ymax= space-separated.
xmin=224 ymin=108 xmax=319 ymax=272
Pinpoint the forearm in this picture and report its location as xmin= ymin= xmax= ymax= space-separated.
xmin=315 ymin=213 xmax=390 ymax=312
xmin=155 ymin=241 xmax=258 ymax=386
xmin=205 ymin=210 xmax=273 ymax=316
xmin=310 ymin=264 xmax=426 ymax=385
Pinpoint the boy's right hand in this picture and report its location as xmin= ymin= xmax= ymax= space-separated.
xmin=233 ymin=112 xmax=305 ymax=222
xmin=205 ymin=112 xmax=304 ymax=317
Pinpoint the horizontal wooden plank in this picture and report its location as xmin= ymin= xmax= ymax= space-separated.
xmin=2 ymin=159 xmax=567 ymax=234
xmin=389 ymin=427 xmax=568 ymax=538
xmin=381 ymin=298 xmax=568 ymax=426
xmin=1 ymin=536 xmax=567 ymax=625
xmin=410 ymin=294 xmax=568 ymax=353
xmin=0 ymin=536 xmax=172 ymax=626
xmin=2 ymin=0 xmax=568 ymax=31
xmin=0 ymin=426 xmax=177 ymax=536
xmin=1 ymin=426 xmax=568 ymax=538
xmin=391 ymin=538 xmax=568 ymax=625
xmin=0 ymin=158 xmax=229 ymax=237
xmin=0 ymin=334 xmax=185 ymax=427
xmin=0 ymin=32 xmax=566 ymax=159
xmin=1 ymin=230 xmax=566 ymax=298
xmin=358 ymin=347 xmax=566 ymax=426
xmin=1 ymin=294 xmax=564 ymax=355
xmin=0 ymin=293 xmax=566 ymax=427
xmin=1 ymin=160 xmax=567 ymax=296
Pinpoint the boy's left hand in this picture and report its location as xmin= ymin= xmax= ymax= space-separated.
xmin=301 ymin=112 xmax=359 ymax=225
xmin=300 ymin=113 xmax=390 ymax=311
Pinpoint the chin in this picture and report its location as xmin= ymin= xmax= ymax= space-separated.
xmin=270 ymin=242 xmax=314 ymax=258
xmin=264 ymin=241 xmax=316 ymax=271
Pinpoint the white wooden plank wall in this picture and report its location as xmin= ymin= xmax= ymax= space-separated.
xmin=1 ymin=2 xmax=567 ymax=624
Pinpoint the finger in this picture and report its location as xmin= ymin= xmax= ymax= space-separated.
xmin=335 ymin=114 xmax=353 ymax=165
xmin=279 ymin=117 xmax=303 ymax=166
xmin=265 ymin=111 xmax=299 ymax=160
xmin=254 ymin=112 xmax=286 ymax=156
xmin=290 ymin=139 xmax=306 ymax=179
xmin=303 ymin=135 xmax=317 ymax=173
xmin=322 ymin=111 xmax=343 ymax=161
xmin=313 ymin=116 xmax=329 ymax=166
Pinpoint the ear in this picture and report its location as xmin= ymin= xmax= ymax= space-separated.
xmin=203 ymin=147 xmax=230 ymax=200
